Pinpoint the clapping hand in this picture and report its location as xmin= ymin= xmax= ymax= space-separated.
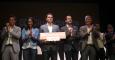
xmin=29 ymin=30 xmax=32 ymax=37
xmin=67 ymin=27 xmax=73 ymax=36
xmin=112 ymin=34 xmax=115 ymax=40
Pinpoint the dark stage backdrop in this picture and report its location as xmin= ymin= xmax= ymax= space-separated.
xmin=0 ymin=2 xmax=99 ymax=29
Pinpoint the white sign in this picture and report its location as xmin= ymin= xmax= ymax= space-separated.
xmin=40 ymin=32 xmax=66 ymax=42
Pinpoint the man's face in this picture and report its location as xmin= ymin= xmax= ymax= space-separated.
xmin=108 ymin=28 xmax=113 ymax=32
xmin=65 ymin=16 xmax=72 ymax=24
xmin=46 ymin=14 xmax=53 ymax=23
xmin=107 ymin=25 xmax=113 ymax=32
xmin=9 ymin=17 xmax=16 ymax=26
xmin=85 ymin=16 xmax=93 ymax=25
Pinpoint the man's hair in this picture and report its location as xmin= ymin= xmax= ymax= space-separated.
xmin=46 ymin=12 xmax=53 ymax=18
xmin=8 ymin=15 xmax=16 ymax=21
xmin=65 ymin=14 xmax=72 ymax=20
xmin=85 ymin=14 xmax=93 ymax=21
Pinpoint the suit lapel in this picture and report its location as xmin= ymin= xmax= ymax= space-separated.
xmin=64 ymin=26 xmax=68 ymax=31
xmin=45 ymin=24 xmax=49 ymax=32
xmin=52 ymin=25 xmax=54 ymax=32
xmin=84 ymin=25 xmax=88 ymax=33
xmin=12 ymin=25 xmax=16 ymax=32
xmin=51 ymin=24 xmax=56 ymax=32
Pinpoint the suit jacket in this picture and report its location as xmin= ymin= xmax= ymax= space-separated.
xmin=79 ymin=25 xmax=99 ymax=51
xmin=21 ymin=28 xmax=39 ymax=49
xmin=1 ymin=25 xmax=21 ymax=53
xmin=40 ymin=24 xmax=60 ymax=51
xmin=105 ymin=32 xmax=115 ymax=46
xmin=40 ymin=24 xmax=59 ymax=33
xmin=105 ymin=32 xmax=115 ymax=53
xmin=61 ymin=25 xmax=80 ymax=51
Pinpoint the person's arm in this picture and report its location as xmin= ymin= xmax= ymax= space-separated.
xmin=1 ymin=27 xmax=8 ymax=40
xmin=40 ymin=25 xmax=44 ymax=33
xmin=74 ymin=26 xmax=81 ymax=40
xmin=72 ymin=26 xmax=79 ymax=37
xmin=61 ymin=26 xmax=71 ymax=38
xmin=60 ymin=26 xmax=66 ymax=42
xmin=105 ymin=33 xmax=112 ymax=43
xmin=112 ymin=34 xmax=115 ymax=40
xmin=21 ymin=28 xmax=29 ymax=42
xmin=103 ymin=33 xmax=106 ymax=45
xmin=57 ymin=25 xmax=60 ymax=32
xmin=79 ymin=26 xmax=89 ymax=39
xmin=10 ymin=27 xmax=21 ymax=39
xmin=31 ymin=28 xmax=39 ymax=42
xmin=39 ymin=25 xmax=46 ymax=43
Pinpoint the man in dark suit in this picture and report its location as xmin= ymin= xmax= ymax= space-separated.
xmin=105 ymin=24 xmax=115 ymax=60
xmin=61 ymin=15 xmax=80 ymax=60
xmin=1 ymin=16 xmax=21 ymax=60
xmin=79 ymin=15 xmax=99 ymax=60
xmin=40 ymin=13 xmax=60 ymax=60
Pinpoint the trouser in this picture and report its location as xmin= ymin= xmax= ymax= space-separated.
xmin=105 ymin=48 xmax=111 ymax=60
xmin=23 ymin=48 xmax=37 ymax=60
xmin=2 ymin=46 xmax=19 ymax=60
xmin=110 ymin=54 xmax=115 ymax=60
xmin=81 ymin=45 xmax=96 ymax=60
xmin=58 ymin=45 xmax=64 ymax=60
xmin=96 ymin=48 xmax=105 ymax=60
xmin=64 ymin=44 xmax=78 ymax=60
xmin=42 ymin=45 xmax=58 ymax=60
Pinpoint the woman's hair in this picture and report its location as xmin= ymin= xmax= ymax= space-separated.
xmin=25 ymin=17 xmax=36 ymax=30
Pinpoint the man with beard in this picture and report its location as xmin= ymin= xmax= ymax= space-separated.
xmin=61 ymin=15 xmax=80 ymax=60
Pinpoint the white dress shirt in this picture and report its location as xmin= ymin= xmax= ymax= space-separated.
xmin=97 ymin=33 xmax=105 ymax=48
xmin=6 ymin=27 xmax=13 ymax=45
xmin=87 ymin=26 xmax=93 ymax=44
xmin=47 ymin=23 xmax=53 ymax=33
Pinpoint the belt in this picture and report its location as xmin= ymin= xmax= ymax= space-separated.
xmin=86 ymin=44 xmax=94 ymax=47
xmin=6 ymin=44 xmax=13 ymax=46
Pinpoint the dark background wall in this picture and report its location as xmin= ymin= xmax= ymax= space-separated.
xmin=0 ymin=2 xmax=99 ymax=29
xmin=0 ymin=1 xmax=114 ymax=32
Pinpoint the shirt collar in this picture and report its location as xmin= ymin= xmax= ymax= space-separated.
xmin=47 ymin=23 xmax=53 ymax=27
